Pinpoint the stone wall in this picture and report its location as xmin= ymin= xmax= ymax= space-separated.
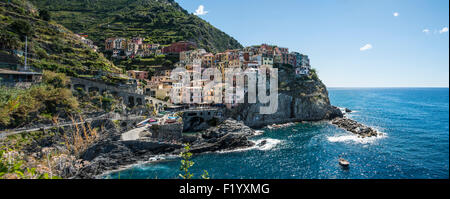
xmin=181 ymin=108 xmax=225 ymax=132
xmin=70 ymin=77 xmax=145 ymax=107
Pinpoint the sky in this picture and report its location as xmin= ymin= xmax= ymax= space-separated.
xmin=175 ymin=0 xmax=449 ymax=87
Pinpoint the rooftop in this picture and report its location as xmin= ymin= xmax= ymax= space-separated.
xmin=0 ymin=68 xmax=42 ymax=75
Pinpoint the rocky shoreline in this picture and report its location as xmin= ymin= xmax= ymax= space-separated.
xmin=74 ymin=109 xmax=380 ymax=178
xmin=331 ymin=117 xmax=379 ymax=138
xmin=10 ymin=96 xmax=375 ymax=179
xmin=72 ymin=119 xmax=257 ymax=178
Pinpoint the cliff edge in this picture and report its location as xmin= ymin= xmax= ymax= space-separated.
xmin=229 ymin=65 xmax=342 ymax=128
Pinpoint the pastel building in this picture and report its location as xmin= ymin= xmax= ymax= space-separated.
xmin=201 ymin=53 xmax=215 ymax=68
xmin=105 ymin=37 xmax=127 ymax=51
xmin=127 ymin=70 xmax=148 ymax=80
xmin=162 ymin=41 xmax=197 ymax=54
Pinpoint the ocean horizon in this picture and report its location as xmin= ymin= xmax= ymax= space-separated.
xmin=107 ymin=87 xmax=449 ymax=179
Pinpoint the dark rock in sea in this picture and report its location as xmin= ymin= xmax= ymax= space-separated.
xmin=191 ymin=133 xmax=254 ymax=154
xmin=331 ymin=117 xmax=378 ymax=137
xmin=345 ymin=108 xmax=352 ymax=113
xmin=258 ymin=140 xmax=267 ymax=147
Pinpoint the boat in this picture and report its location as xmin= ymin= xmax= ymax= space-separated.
xmin=339 ymin=158 xmax=350 ymax=167
xmin=136 ymin=118 xmax=151 ymax=127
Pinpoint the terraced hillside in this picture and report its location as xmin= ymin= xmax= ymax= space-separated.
xmin=29 ymin=0 xmax=243 ymax=53
xmin=0 ymin=0 xmax=120 ymax=76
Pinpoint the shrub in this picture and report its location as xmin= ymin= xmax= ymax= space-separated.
xmin=179 ymin=144 xmax=194 ymax=179
xmin=42 ymin=70 xmax=70 ymax=88
xmin=0 ymin=147 xmax=58 ymax=179
xmin=0 ymin=84 xmax=79 ymax=128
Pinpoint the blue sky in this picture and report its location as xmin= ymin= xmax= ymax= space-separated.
xmin=175 ymin=0 xmax=449 ymax=87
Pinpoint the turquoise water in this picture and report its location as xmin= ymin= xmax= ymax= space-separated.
xmin=107 ymin=88 xmax=449 ymax=179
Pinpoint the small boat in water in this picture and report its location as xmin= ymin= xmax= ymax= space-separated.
xmin=339 ymin=158 xmax=350 ymax=167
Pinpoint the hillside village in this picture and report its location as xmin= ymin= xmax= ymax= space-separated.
xmin=101 ymin=37 xmax=312 ymax=104
xmin=1 ymin=33 xmax=313 ymax=112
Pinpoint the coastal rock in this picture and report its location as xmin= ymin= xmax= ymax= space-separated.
xmin=201 ymin=119 xmax=255 ymax=139
xmin=229 ymin=76 xmax=343 ymax=128
xmin=345 ymin=108 xmax=352 ymax=113
xmin=190 ymin=133 xmax=254 ymax=154
xmin=191 ymin=119 xmax=256 ymax=153
xmin=331 ymin=117 xmax=378 ymax=137
xmin=74 ymin=119 xmax=256 ymax=178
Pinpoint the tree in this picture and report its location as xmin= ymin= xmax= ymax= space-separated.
xmin=39 ymin=10 xmax=51 ymax=21
xmin=8 ymin=20 xmax=33 ymax=41
xmin=162 ymin=59 xmax=172 ymax=67
xmin=0 ymin=30 xmax=21 ymax=50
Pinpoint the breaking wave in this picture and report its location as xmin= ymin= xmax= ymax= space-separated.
xmin=253 ymin=138 xmax=282 ymax=151
xmin=327 ymin=131 xmax=386 ymax=144
xmin=217 ymin=138 xmax=283 ymax=153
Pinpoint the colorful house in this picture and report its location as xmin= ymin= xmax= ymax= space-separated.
xmin=162 ymin=41 xmax=197 ymax=54
xmin=127 ymin=70 xmax=149 ymax=80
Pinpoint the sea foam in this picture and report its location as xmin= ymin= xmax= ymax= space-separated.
xmin=253 ymin=138 xmax=283 ymax=151
xmin=327 ymin=131 xmax=386 ymax=144
xmin=217 ymin=138 xmax=283 ymax=153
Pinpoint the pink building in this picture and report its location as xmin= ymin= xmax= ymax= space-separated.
xmin=162 ymin=41 xmax=197 ymax=54
xmin=127 ymin=70 xmax=149 ymax=80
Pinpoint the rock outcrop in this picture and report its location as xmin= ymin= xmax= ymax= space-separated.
xmin=229 ymin=65 xmax=342 ymax=128
xmin=74 ymin=119 xmax=255 ymax=178
xmin=190 ymin=119 xmax=255 ymax=153
xmin=331 ymin=117 xmax=378 ymax=137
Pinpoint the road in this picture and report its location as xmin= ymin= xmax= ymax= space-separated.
xmin=121 ymin=125 xmax=150 ymax=141
xmin=0 ymin=115 xmax=146 ymax=139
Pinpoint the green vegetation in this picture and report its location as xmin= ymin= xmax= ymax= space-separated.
xmin=0 ymin=147 xmax=59 ymax=179
xmin=201 ymin=170 xmax=210 ymax=179
xmin=75 ymin=90 xmax=121 ymax=113
xmin=29 ymin=0 xmax=243 ymax=53
xmin=38 ymin=9 xmax=51 ymax=21
xmin=309 ymin=68 xmax=319 ymax=81
xmin=0 ymin=116 xmax=101 ymax=179
xmin=113 ymin=54 xmax=178 ymax=76
xmin=179 ymin=143 xmax=210 ymax=179
xmin=0 ymin=71 xmax=78 ymax=128
xmin=179 ymin=144 xmax=194 ymax=179
xmin=0 ymin=0 xmax=120 ymax=76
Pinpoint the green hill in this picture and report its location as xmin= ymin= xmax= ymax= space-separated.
xmin=0 ymin=0 xmax=120 ymax=76
xmin=29 ymin=0 xmax=243 ymax=53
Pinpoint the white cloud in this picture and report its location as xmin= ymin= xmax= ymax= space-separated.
xmin=194 ymin=5 xmax=208 ymax=16
xmin=393 ymin=12 xmax=399 ymax=17
xmin=439 ymin=27 xmax=449 ymax=34
xmin=423 ymin=29 xmax=430 ymax=34
xmin=360 ymin=44 xmax=373 ymax=51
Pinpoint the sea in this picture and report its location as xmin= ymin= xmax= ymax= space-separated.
xmin=106 ymin=88 xmax=449 ymax=179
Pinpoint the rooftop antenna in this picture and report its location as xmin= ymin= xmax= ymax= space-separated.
xmin=24 ymin=36 xmax=28 ymax=71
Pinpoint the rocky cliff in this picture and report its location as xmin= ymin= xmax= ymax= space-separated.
xmin=229 ymin=65 xmax=342 ymax=128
